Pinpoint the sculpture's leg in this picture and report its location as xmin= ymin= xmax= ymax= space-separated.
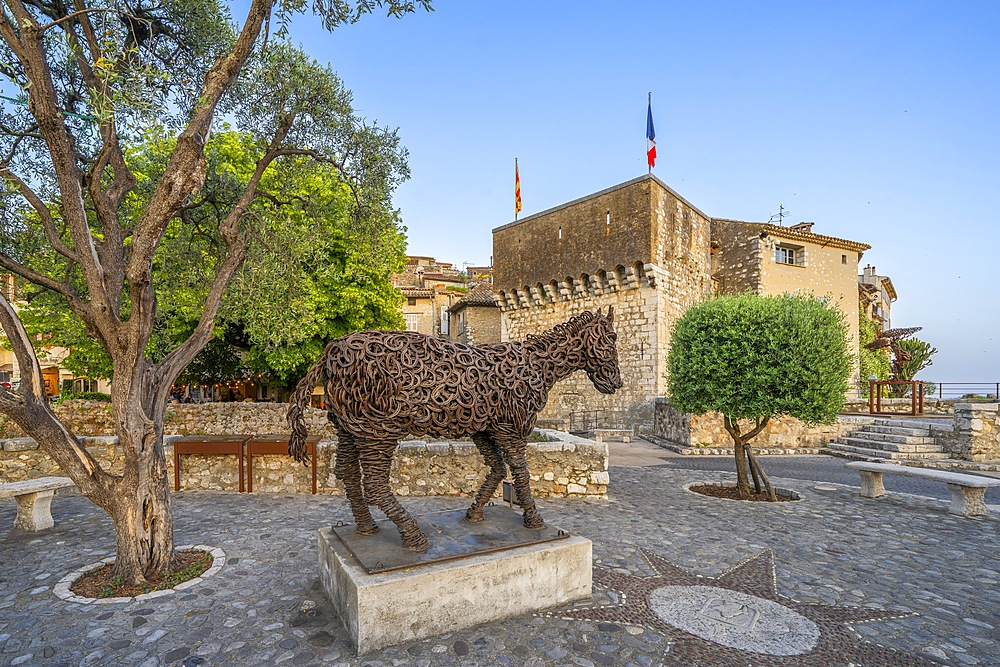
xmin=466 ymin=432 xmax=507 ymax=523
xmin=361 ymin=443 xmax=430 ymax=551
xmin=499 ymin=432 xmax=544 ymax=529
xmin=336 ymin=431 xmax=378 ymax=535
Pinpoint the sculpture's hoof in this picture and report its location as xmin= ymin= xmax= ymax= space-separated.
xmin=403 ymin=534 xmax=430 ymax=552
xmin=465 ymin=509 xmax=485 ymax=524
xmin=355 ymin=525 xmax=379 ymax=536
xmin=523 ymin=516 xmax=544 ymax=530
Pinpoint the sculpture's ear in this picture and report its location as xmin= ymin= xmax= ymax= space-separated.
xmin=606 ymin=306 xmax=614 ymax=325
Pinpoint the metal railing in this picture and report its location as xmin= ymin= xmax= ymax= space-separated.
xmin=868 ymin=380 xmax=924 ymax=415
xmin=855 ymin=382 xmax=999 ymax=401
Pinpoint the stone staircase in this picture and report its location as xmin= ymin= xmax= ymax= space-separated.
xmin=825 ymin=419 xmax=950 ymax=462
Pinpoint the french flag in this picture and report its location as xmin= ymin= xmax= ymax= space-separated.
xmin=646 ymin=96 xmax=656 ymax=169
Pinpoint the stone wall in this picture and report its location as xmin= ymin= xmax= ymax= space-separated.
xmin=651 ymin=398 xmax=865 ymax=454
xmin=933 ymin=403 xmax=1000 ymax=462
xmin=0 ymin=430 xmax=609 ymax=498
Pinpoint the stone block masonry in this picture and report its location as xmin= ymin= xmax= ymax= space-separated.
xmin=494 ymin=175 xmax=712 ymax=428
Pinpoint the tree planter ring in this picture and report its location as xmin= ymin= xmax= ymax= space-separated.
xmin=682 ymin=481 xmax=803 ymax=503
xmin=52 ymin=545 xmax=226 ymax=604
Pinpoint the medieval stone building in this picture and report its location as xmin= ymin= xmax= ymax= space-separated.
xmin=493 ymin=174 xmax=713 ymax=428
xmin=492 ymin=173 xmax=874 ymax=429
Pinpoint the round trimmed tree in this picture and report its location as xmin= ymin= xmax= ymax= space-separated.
xmin=667 ymin=293 xmax=852 ymax=500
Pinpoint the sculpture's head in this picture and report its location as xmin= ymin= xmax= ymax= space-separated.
xmin=583 ymin=307 xmax=624 ymax=395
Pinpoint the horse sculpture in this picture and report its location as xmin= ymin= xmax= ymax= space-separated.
xmin=287 ymin=308 xmax=622 ymax=551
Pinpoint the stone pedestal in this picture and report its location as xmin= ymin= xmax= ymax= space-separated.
xmin=317 ymin=526 xmax=592 ymax=655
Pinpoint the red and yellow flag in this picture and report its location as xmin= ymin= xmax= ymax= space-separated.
xmin=515 ymin=159 xmax=522 ymax=216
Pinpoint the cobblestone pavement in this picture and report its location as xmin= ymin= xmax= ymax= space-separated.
xmin=1 ymin=465 xmax=998 ymax=667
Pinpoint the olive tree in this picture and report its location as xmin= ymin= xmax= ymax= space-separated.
xmin=667 ymin=293 xmax=852 ymax=500
xmin=0 ymin=0 xmax=430 ymax=584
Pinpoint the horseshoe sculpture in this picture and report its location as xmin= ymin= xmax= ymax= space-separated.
xmin=287 ymin=308 xmax=623 ymax=551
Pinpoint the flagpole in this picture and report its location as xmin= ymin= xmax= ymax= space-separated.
xmin=515 ymin=158 xmax=518 ymax=221
xmin=647 ymin=92 xmax=652 ymax=174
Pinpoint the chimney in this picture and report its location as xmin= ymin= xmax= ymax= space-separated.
xmin=790 ymin=221 xmax=815 ymax=233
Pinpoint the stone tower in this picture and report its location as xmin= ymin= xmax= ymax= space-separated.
xmin=492 ymin=174 xmax=712 ymax=428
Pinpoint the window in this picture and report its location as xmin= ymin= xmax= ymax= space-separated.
xmin=842 ymin=254 xmax=848 ymax=264
xmin=774 ymin=244 xmax=804 ymax=265
xmin=407 ymin=297 xmax=417 ymax=306
xmin=775 ymin=246 xmax=796 ymax=264
xmin=440 ymin=306 xmax=449 ymax=335
xmin=405 ymin=314 xmax=420 ymax=331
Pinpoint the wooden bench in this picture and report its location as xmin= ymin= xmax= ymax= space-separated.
xmin=845 ymin=461 xmax=1000 ymax=517
xmin=0 ymin=477 xmax=77 ymax=531
xmin=246 ymin=435 xmax=321 ymax=494
xmin=173 ymin=435 xmax=250 ymax=492
xmin=594 ymin=428 xmax=632 ymax=443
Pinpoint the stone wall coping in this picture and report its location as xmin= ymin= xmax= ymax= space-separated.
xmin=2 ymin=438 xmax=40 ymax=452
xmin=4 ymin=432 xmax=604 ymax=458
xmin=844 ymin=461 xmax=1000 ymax=487
xmin=954 ymin=403 xmax=999 ymax=411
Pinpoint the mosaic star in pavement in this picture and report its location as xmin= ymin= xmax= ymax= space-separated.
xmin=544 ymin=549 xmax=939 ymax=667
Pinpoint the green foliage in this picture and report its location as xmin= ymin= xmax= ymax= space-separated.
xmin=895 ymin=338 xmax=937 ymax=381
xmin=858 ymin=308 xmax=890 ymax=384
xmin=667 ymin=293 xmax=852 ymax=425
xmin=18 ymin=127 xmax=407 ymax=385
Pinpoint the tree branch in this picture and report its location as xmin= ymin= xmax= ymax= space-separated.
xmin=0 ymin=290 xmax=104 ymax=488
xmin=0 ymin=251 xmax=81 ymax=304
xmin=5 ymin=0 xmax=116 ymax=328
xmin=35 ymin=6 xmax=117 ymax=33
xmin=126 ymin=0 xmax=277 ymax=286
xmin=0 ymin=167 xmax=79 ymax=261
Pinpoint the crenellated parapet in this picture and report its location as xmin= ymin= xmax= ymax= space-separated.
xmin=498 ymin=262 xmax=662 ymax=312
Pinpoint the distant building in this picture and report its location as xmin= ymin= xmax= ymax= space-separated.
xmin=448 ymin=283 xmax=501 ymax=345
xmin=858 ymin=264 xmax=896 ymax=330
xmin=393 ymin=256 xmax=500 ymax=341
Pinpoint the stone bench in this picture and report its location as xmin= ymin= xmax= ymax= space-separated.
xmin=845 ymin=461 xmax=1000 ymax=517
xmin=0 ymin=477 xmax=77 ymax=531
xmin=593 ymin=428 xmax=632 ymax=443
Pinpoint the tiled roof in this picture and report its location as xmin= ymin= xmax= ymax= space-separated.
xmin=713 ymin=219 xmax=871 ymax=253
xmin=399 ymin=287 xmax=435 ymax=298
xmin=453 ymin=283 xmax=498 ymax=309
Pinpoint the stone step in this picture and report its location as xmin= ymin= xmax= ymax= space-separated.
xmin=837 ymin=437 xmax=945 ymax=454
xmin=862 ymin=424 xmax=933 ymax=438
xmin=873 ymin=418 xmax=941 ymax=430
xmin=826 ymin=443 xmax=951 ymax=460
xmin=845 ymin=430 xmax=936 ymax=445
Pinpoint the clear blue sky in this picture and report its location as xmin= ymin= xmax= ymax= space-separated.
xmin=285 ymin=1 xmax=998 ymax=382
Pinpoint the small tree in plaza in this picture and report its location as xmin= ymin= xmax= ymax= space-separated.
xmin=667 ymin=293 xmax=852 ymax=500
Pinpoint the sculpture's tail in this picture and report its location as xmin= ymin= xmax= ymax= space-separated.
xmin=287 ymin=356 xmax=327 ymax=466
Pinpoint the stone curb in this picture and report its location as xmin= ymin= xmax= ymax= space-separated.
xmin=51 ymin=544 xmax=226 ymax=605
xmin=681 ymin=480 xmax=804 ymax=503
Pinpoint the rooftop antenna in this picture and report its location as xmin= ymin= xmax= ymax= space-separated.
xmin=768 ymin=205 xmax=789 ymax=226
